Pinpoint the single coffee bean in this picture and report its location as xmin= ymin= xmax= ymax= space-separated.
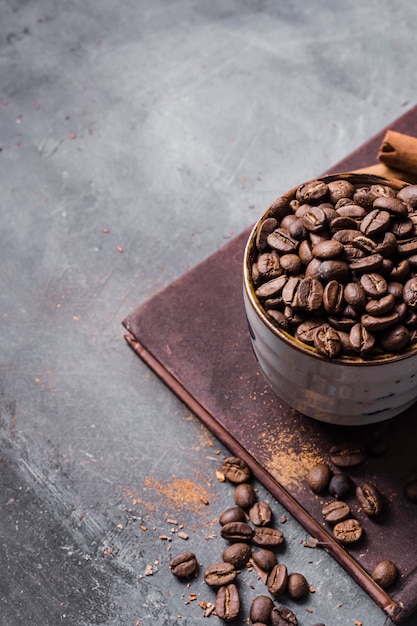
xmin=282 ymin=276 xmax=302 ymax=307
xmin=270 ymin=603 xmax=298 ymax=626
xmin=356 ymin=482 xmax=383 ymax=517
xmin=279 ymin=253 xmax=302 ymax=274
xmin=374 ymin=230 xmax=397 ymax=257
xmin=299 ymin=238 xmax=313 ymax=264
xmin=330 ymin=215 xmax=359 ymax=231
xmin=267 ymin=228 xmax=299 ymax=254
xmin=361 ymin=310 xmax=399 ymax=332
xmin=219 ymin=506 xmax=247 ymax=526
xmin=252 ymin=526 xmax=284 ymax=547
xmin=312 ymin=239 xmax=344 ymax=259
xmin=344 ymin=282 xmax=367 ymax=310
xmin=296 ymin=179 xmax=328 ymax=203
xmin=305 ymin=257 xmax=323 ymax=279
xmin=222 ymin=542 xmax=252 ymax=569
xmin=307 ymin=462 xmax=331 ymax=493
xmin=295 ymin=318 xmax=327 ymax=345
xmin=336 ymin=203 xmax=366 ymax=219
xmin=297 ymin=278 xmax=323 ymax=311
xmin=251 ymin=548 xmax=277 ymax=573
xmin=323 ymin=280 xmax=345 ymax=314
xmin=373 ymin=195 xmax=408 ymax=217
xmin=391 ymin=217 xmax=414 ymax=238
xmin=404 ymin=478 xmax=417 ymax=502
xmin=250 ymin=595 xmax=275 ymax=624
xmin=349 ymin=253 xmax=384 ymax=274
xmin=379 ymin=324 xmax=410 ymax=352
xmin=333 ymin=518 xmax=363 ymax=543
xmin=397 ymin=237 xmax=417 ymax=257
xmin=286 ymin=572 xmax=309 ymax=600
xmin=169 ymin=551 xmax=198 ymax=578
xmin=222 ymin=456 xmax=252 ymax=483
xmin=360 ymin=272 xmax=388 ymax=297
xmin=203 ymin=562 xmax=237 ymax=587
xmin=371 ymin=560 xmax=399 ymax=588
xmin=389 ymin=258 xmax=410 ymax=281
xmin=267 ymin=563 xmax=288 ymax=597
xmin=234 ymin=483 xmax=257 ymax=509
xmin=215 ymin=583 xmax=240 ymax=621
xmin=249 ymin=501 xmax=273 ymax=526
xmin=269 ymin=195 xmax=291 ymax=220
xmin=403 ymin=277 xmax=417 ymax=309
xmin=268 ymin=309 xmax=290 ymax=330
xmin=322 ymin=500 xmax=351 ymax=524
xmin=398 ymin=184 xmax=417 ymax=208
xmin=256 ymin=217 xmax=278 ymax=251
xmin=258 ymin=250 xmax=283 ymax=279
xmin=349 ymin=323 xmax=375 ymax=355
xmin=360 ymin=208 xmax=391 ymax=237
xmin=352 ymin=234 xmax=377 ymax=253
xmin=365 ymin=293 xmax=396 ymax=315
xmin=327 ymin=179 xmax=355 ymax=203
xmin=330 ymin=442 xmax=365 ymax=467
xmin=328 ymin=472 xmax=352 ymax=498
xmin=319 ymin=259 xmax=350 ymax=283
xmin=289 ymin=218 xmax=309 ymax=241
xmin=314 ymin=324 xmax=342 ymax=358
xmin=220 ymin=521 xmax=254 ymax=543
xmin=370 ymin=183 xmax=396 ymax=199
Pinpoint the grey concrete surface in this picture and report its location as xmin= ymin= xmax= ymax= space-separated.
xmin=1 ymin=0 xmax=417 ymax=624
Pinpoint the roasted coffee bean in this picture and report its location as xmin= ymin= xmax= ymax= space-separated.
xmin=219 ymin=506 xmax=247 ymax=526
xmin=330 ymin=215 xmax=358 ymax=231
xmin=251 ymin=548 xmax=277 ymax=573
xmin=372 ymin=560 xmax=399 ymax=588
xmin=221 ymin=521 xmax=254 ymax=543
xmin=234 ymin=483 xmax=257 ymax=509
xmin=328 ymin=179 xmax=355 ymax=203
xmin=269 ymin=195 xmax=291 ymax=220
xmin=330 ymin=442 xmax=365 ymax=467
xmin=349 ymin=323 xmax=375 ymax=355
xmin=297 ymin=278 xmax=323 ymax=311
xmin=295 ymin=318 xmax=327 ymax=344
xmin=305 ymin=257 xmax=323 ymax=279
xmin=352 ymin=234 xmax=377 ymax=253
xmin=299 ymin=239 xmax=313 ymax=264
xmin=169 ymin=552 xmax=198 ymax=578
xmin=222 ymin=542 xmax=252 ymax=568
xmin=349 ymin=253 xmax=384 ymax=273
xmin=204 ymin=562 xmax=237 ymax=587
xmin=249 ymin=501 xmax=273 ymax=526
xmin=344 ymin=282 xmax=367 ymax=310
xmin=319 ymin=259 xmax=350 ymax=283
xmin=270 ymin=604 xmax=298 ymax=626
xmin=398 ymin=184 xmax=417 ymax=208
xmin=289 ymin=218 xmax=308 ymax=241
xmin=403 ymin=277 xmax=417 ymax=309
xmin=333 ymin=518 xmax=363 ymax=543
xmin=360 ymin=209 xmax=391 ymax=236
xmin=312 ymin=239 xmax=344 ymax=259
xmin=256 ymin=218 xmax=278 ymax=251
xmin=323 ymin=280 xmax=345 ymax=314
xmin=268 ymin=309 xmax=290 ymax=330
xmin=267 ymin=228 xmax=299 ymax=254
xmin=279 ymin=253 xmax=302 ymax=275
xmin=374 ymin=230 xmax=397 ymax=257
xmin=379 ymin=324 xmax=410 ymax=352
xmin=361 ymin=310 xmax=399 ymax=332
xmin=252 ymin=526 xmax=284 ymax=547
xmin=397 ymin=237 xmax=417 ymax=257
xmin=360 ymin=272 xmax=387 ymax=297
xmin=329 ymin=472 xmax=352 ymax=498
xmin=222 ymin=456 xmax=252 ymax=483
xmin=296 ymin=180 xmax=328 ymax=203
xmin=286 ymin=572 xmax=309 ymax=600
xmin=370 ymin=183 xmax=396 ymax=199
xmin=405 ymin=479 xmax=417 ymax=502
xmin=215 ymin=583 xmax=240 ymax=621
xmin=365 ymin=293 xmax=396 ymax=315
xmin=356 ymin=482 xmax=383 ymax=517
xmin=390 ymin=258 xmax=410 ymax=281
xmin=391 ymin=217 xmax=414 ymax=238
xmin=250 ymin=595 xmax=275 ymax=624
xmin=267 ymin=563 xmax=288 ymax=597
xmin=322 ymin=500 xmax=351 ymax=524
xmin=373 ymin=195 xmax=408 ymax=217
xmin=307 ymin=462 xmax=331 ymax=493
xmin=282 ymin=276 xmax=302 ymax=307
xmin=258 ymin=250 xmax=283 ymax=279
xmin=314 ymin=324 xmax=342 ymax=358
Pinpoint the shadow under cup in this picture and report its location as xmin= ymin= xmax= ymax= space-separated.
xmin=243 ymin=173 xmax=417 ymax=426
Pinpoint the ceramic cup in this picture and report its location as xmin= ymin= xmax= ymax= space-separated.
xmin=243 ymin=173 xmax=417 ymax=426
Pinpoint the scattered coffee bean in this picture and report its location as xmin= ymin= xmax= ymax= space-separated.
xmin=222 ymin=542 xmax=252 ymax=569
xmin=204 ymin=562 xmax=237 ymax=587
xmin=286 ymin=572 xmax=309 ymax=600
xmin=333 ymin=518 xmax=363 ymax=543
xmin=220 ymin=521 xmax=254 ymax=543
xmin=222 ymin=456 xmax=252 ymax=483
xmin=267 ymin=563 xmax=288 ymax=597
xmin=329 ymin=442 xmax=365 ymax=467
xmin=321 ymin=500 xmax=351 ymax=524
xmin=356 ymin=482 xmax=383 ymax=517
xmin=404 ymin=478 xmax=417 ymax=502
xmin=371 ymin=560 xmax=399 ymax=588
xmin=251 ymin=548 xmax=277 ymax=573
xmin=252 ymin=526 xmax=284 ymax=547
xmin=307 ymin=462 xmax=331 ymax=493
xmin=215 ymin=583 xmax=240 ymax=621
xmin=328 ymin=472 xmax=352 ymax=499
xmin=169 ymin=551 xmax=198 ymax=578
xmin=249 ymin=501 xmax=273 ymax=526
xmin=234 ymin=483 xmax=257 ymax=509
xmin=219 ymin=506 xmax=247 ymax=526
xmin=249 ymin=595 xmax=274 ymax=624
xmin=270 ymin=603 xmax=298 ymax=625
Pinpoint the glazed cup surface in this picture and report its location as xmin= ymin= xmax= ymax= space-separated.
xmin=243 ymin=173 xmax=417 ymax=425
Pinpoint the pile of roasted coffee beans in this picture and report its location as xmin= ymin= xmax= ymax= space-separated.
xmin=250 ymin=178 xmax=417 ymax=358
xmin=170 ymin=455 xmax=319 ymax=625
xmin=306 ymin=440 xmax=417 ymax=590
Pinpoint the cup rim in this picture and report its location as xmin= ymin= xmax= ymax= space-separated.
xmin=243 ymin=172 xmax=417 ymax=367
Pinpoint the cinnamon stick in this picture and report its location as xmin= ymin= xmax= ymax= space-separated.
xmin=378 ymin=130 xmax=417 ymax=176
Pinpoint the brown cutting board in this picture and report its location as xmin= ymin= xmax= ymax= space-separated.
xmin=123 ymin=105 xmax=417 ymax=624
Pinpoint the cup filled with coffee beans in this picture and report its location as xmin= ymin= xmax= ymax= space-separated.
xmin=243 ymin=173 xmax=417 ymax=425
